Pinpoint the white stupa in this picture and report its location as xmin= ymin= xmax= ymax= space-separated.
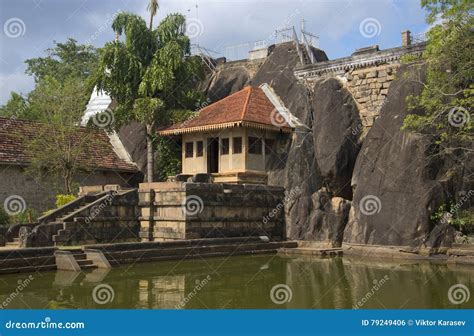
xmin=80 ymin=87 xmax=113 ymax=126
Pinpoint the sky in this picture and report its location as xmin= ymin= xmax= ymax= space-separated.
xmin=0 ymin=0 xmax=429 ymax=104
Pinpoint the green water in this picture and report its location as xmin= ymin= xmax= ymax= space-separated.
xmin=0 ymin=255 xmax=473 ymax=309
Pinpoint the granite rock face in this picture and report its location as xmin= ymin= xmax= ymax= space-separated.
xmin=196 ymin=46 xmax=459 ymax=249
xmin=343 ymin=64 xmax=454 ymax=248
xmin=312 ymin=78 xmax=361 ymax=200
xmin=304 ymin=189 xmax=351 ymax=246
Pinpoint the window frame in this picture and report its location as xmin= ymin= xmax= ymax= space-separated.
xmin=233 ymin=137 xmax=242 ymax=154
xmin=185 ymin=142 xmax=194 ymax=158
xmin=196 ymin=141 xmax=204 ymax=157
xmin=221 ymin=138 xmax=230 ymax=155
xmin=248 ymin=137 xmax=262 ymax=155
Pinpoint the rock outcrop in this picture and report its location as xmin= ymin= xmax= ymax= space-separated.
xmin=343 ymin=64 xmax=454 ymax=249
xmin=312 ymin=78 xmax=361 ymax=200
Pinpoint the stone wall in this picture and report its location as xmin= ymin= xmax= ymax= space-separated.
xmin=139 ymin=182 xmax=286 ymax=242
xmin=294 ymin=43 xmax=425 ymax=132
xmin=24 ymin=189 xmax=140 ymax=247
xmin=0 ymin=164 xmax=140 ymax=214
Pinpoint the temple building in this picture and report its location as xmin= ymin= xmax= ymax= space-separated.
xmin=158 ymin=84 xmax=294 ymax=184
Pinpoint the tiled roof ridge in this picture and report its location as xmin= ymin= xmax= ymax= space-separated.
xmin=241 ymin=86 xmax=253 ymax=120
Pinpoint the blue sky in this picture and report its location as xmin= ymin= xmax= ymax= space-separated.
xmin=0 ymin=0 xmax=429 ymax=104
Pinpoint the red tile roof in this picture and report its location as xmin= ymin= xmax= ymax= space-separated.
xmin=158 ymin=86 xmax=292 ymax=135
xmin=0 ymin=117 xmax=138 ymax=172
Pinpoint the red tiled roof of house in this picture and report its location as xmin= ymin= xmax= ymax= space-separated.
xmin=158 ymin=86 xmax=293 ymax=135
xmin=0 ymin=117 xmax=138 ymax=172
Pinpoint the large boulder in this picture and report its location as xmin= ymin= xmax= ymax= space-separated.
xmin=206 ymin=66 xmax=251 ymax=101
xmin=343 ymin=64 xmax=454 ymax=249
xmin=312 ymin=78 xmax=362 ymax=199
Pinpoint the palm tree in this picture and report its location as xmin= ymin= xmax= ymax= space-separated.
xmin=147 ymin=0 xmax=159 ymax=30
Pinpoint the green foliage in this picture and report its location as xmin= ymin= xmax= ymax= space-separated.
xmin=403 ymin=1 xmax=473 ymax=149
xmin=431 ymin=203 xmax=474 ymax=234
xmin=0 ymin=39 xmax=98 ymax=122
xmin=8 ymin=208 xmax=37 ymax=225
xmin=155 ymin=108 xmax=196 ymax=181
xmin=93 ymin=11 xmax=204 ymax=180
xmin=0 ymin=208 xmax=9 ymax=226
xmin=94 ymin=12 xmax=203 ymax=128
xmin=25 ymin=38 xmax=98 ymax=84
xmin=55 ymin=194 xmax=77 ymax=208
xmin=18 ymin=76 xmax=97 ymax=194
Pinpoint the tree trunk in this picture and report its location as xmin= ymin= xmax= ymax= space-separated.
xmin=146 ymin=123 xmax=154 ymax=183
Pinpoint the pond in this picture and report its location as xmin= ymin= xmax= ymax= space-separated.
xmin=0 ymin=255 xmax=473 ymax=309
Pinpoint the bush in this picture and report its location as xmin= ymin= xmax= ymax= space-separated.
xmin=55 ymin=194 xmax=77 ymax=208
xmin=0 ymin=208 xmax=9 ymax=226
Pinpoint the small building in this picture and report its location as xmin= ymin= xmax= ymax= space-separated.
xmin=0 ymin=117 xmax=142 ymax=213
xmin=158 ymin=85 xmax=293 ymax=184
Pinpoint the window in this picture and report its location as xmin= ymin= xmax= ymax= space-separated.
xmin=185 ymin=142 xmax=194 ymax=158
xmin=196 ymin=141 xmax=203 ymax=157
xmin=248 ymin=137 xmax=262 ymax=154
xmin=221 ymin=138 xmax=229 ymax=155
xmin=233 ymin=137 xmax=242 ymax=154
xmin=265 ymin=139 xmax=275 ymax=154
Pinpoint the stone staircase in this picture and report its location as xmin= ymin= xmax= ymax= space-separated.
xmin=55 ymin=250 xmax=98 ymax=271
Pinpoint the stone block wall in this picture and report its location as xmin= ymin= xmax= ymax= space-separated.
xmin=139 ymin=182 xmax=286 ymax=242
xmin=294 ymin=43 xmax=425 ymax=132
xmin=346 ymin=64 xmax=399 ymax=128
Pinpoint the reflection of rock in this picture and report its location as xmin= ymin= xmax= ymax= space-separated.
xmin=343 ymin=65 xmax=454 ymax=249
xmin=305 ymin=189 xmax=351 ymax=246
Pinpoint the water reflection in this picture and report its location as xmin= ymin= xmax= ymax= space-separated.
xmin=0 ymin=255 xmax=472 ymax=309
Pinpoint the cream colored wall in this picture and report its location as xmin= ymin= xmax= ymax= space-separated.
xmin=181 ymin=127 xmax=279 ymax=175
xmin=182 ymin=133 xmax=206 ymax=174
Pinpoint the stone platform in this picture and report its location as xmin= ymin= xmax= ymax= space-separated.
xmin=138 ymin=182 xmax=286 ymax=242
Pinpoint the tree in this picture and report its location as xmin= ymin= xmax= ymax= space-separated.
xmin=94 ymin=11 xmax=203 ymax=182
xmin=403 ymin=0 xmax=473 ymax=182
xmin=0 ymin=39 xmax=98 ymax=121
xmin=25 ymin=38 xmax=98 ymax=84
xmin=21 ymin=76 xmax=97 ymax=194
